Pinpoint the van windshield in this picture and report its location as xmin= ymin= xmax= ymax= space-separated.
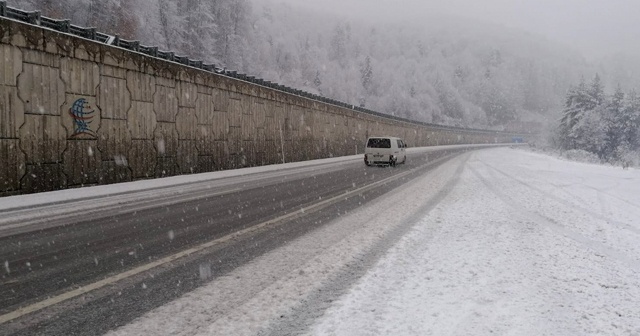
xmin=367 ymin=138 xmax=391 ymax=148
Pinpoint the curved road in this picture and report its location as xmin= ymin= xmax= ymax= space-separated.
xmin=0 ymin=146 xmax=487 ymax=335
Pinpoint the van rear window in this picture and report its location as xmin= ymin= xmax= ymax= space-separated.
xmin=367 ymin=138 xmax=391 ymax=148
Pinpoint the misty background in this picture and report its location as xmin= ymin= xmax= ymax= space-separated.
xmin=283 ymin=0 xmax=640 ymax=59
xmin=6 ymin=0 xmax=640 ymax=142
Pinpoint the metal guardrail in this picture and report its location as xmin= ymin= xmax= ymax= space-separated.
xmin=0 ymin=1 xmax=525 ymax=136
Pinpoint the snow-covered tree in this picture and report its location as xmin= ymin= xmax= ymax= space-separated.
xmin=572 ymin=106 xmax=608 ymax=157
xmin=557 ymin=74 xmax=640 ymax=162
xmin=622 ymin=90 xmax=640 ymax=149
xmin=329 ymin=23 xmax=348 ymax=68
xmin=360 ymin=55 xmax=373 ymax=94
xmin=602 ymin=85 xmax=625 ymax=158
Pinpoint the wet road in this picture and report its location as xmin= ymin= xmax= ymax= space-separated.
xmin=0 ymin=147 xmax=473 ymax=335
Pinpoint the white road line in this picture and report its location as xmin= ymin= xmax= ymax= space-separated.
xmin=0 ymin=166 xmax=419 ymax=325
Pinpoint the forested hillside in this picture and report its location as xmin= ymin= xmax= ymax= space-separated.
xmin=8 ymin=0 xmax=636 ymax=132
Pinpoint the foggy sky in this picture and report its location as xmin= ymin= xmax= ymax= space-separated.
xmin=275 ymin=0 xmax=640 ymax=58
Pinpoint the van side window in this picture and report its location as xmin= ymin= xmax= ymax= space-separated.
xmin=397 ymin=140 xmax=403 ymax=148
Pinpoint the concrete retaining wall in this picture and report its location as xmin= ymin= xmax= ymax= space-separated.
xmin=0 ymin=17 xmax=519 ymax=196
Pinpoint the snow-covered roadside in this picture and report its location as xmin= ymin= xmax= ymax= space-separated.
xmin=308 ymin=148 xmax=640 ymax=335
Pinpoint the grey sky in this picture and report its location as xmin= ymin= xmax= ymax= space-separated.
xmin=274 ymin=0 xmax=640 ymax=58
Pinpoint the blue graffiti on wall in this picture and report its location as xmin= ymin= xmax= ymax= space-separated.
xmin=69 ymin=98 xmax=96 ymax=138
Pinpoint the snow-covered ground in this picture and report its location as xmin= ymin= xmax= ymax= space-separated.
xmin=107 ymin=147 xmax=640 ymax=336
xmin=309 ymin=148 xmax=640 ymax=336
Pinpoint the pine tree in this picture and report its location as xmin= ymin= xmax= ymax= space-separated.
xmin=622 ymin=90 xmax=640 ymax=150
xmin=587 ymin=73 xmax=605 ymax=109
xmin=360 ymin=55 xmax=373 ymax=94
xmin=158 ymin=0 xmax=175 ymax=50
xmin=559 ymin=78 xmax=589 ymax=149
xmin=603 ymin=85 xmax=625 ymax=159
xmin=572 ymin=106 xmax=608 ymax=158
xmin=329 ymin=23 xmax=347 ymax=68
xmin=314 ymin=70 xmax=322 ymax=94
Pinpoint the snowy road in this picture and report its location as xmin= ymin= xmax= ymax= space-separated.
xmin=2 ymin=146 xmax=639 ymax=335
xmin=1 ymin=145 xmax=479 ymax=335
xmin=107 ymin=148 xmax=640 ymax=336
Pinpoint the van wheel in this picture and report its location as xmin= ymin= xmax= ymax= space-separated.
xmin=390 ymin=159 xmax=396 ymax=167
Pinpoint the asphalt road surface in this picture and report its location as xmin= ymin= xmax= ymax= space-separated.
xmin=0 ymin=146 xmax=478 ymax=335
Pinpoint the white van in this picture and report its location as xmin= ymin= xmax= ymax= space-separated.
xmin=364 ymin=136 xmax=407 ymax=166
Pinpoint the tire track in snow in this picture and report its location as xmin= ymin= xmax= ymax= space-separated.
xmin=476 ymin=160 xmax=640 ymax=236
xmin=260 ymin=153 xmax=470 ymax=336
xmin=468 ymin=160 xmax=640 ymax=273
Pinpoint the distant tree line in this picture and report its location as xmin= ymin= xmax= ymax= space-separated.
xmin=557 ymin=74 xmax=640 ymax=163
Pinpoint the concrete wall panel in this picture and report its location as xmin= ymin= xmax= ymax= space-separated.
xmin=242 ymin=112 xmax=256 ymax=141
xmin=99 ymin=160 xmax=131 ymax=185
xmin=177 ymin=140 xmax=198 ymax=173
xmin=176 ymin=107 xmax=197 ymax=140
xmin=98 ymin=76 xmax=130 ymax=120
xmin=155 ymin=157 xmax=179 ymax=177
xmin=228 ymin=97 xmax=243 ymax=128
xmin=101 ymin=64 xmax=127 ymax=79
xmin=0 ymin=44 xmax=22 ymax=86
xmin=22 ymin=163 xmax=66 ymax=193
xmin=0 ymin=85 xmax=24 ymax=138
xmin=179 ymin=82 xmax=198 ymax=108
xmin=154 ymin=122 xmax=179 ymax=157
xmin=60 ymin=58 xmax=99 ymax=95
xmin=128 ymin=101 xmax=156 ymax=140
xmin=98 ymin=119 xmax=131 ymax=159
xmin=0 ymin=139 xmax=25 ymax=192
xmin=195 ymin=92 xmax=215 ymax=125
xmin=23 ymin=49 xmax=59 ymax=67
xmin=19 ymin=114 xmax=66 ymax=163
xmin=154 ymin=85 xmax=178 ymax=122
xmin=127 ymin=72 xmax=156 ymax=102
xmin=196 ymin=124 xmax=215 ymax=155
xmin=128 ymin=140 xmax=156 ymax=178
xmin=17 ymin=63 xmax=65 ymax=115
xmin=63 ymin=139 xmax=100 ymax=186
